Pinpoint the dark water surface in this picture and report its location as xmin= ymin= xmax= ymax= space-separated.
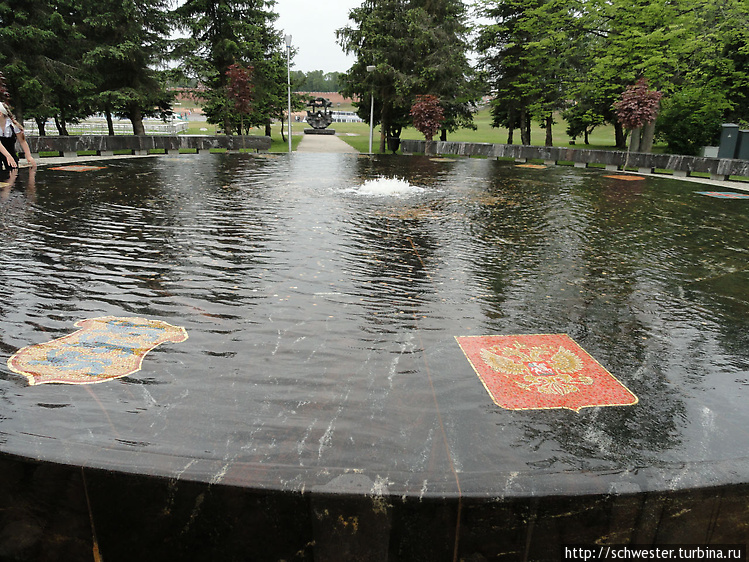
xmin=1 ymin=153 xmax=748 ymax=497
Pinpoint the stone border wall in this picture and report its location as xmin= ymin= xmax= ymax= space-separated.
xmin=401 ymin=140 xmax=749 ymax=181
xmin=26 ymin=135 xmax=271 ymax=158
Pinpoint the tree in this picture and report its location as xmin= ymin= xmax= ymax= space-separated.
xmin=80 ymin=0 xmax=174 ymax=136
xmin=407 ymin=0 xmax=481 ymax=141
xmin=562 ymin=103 xmax=605 ymax=145
xmin=226 ymin=63 xmax=253 ymax=135
xmin=410 ymin=94 xmax=444 ymax=141
xmin=248 ymin=50 xmax=292 ymax=137
xmin=476 ymin=0 xmax=580 ymax=146
xmin=675 ymin=0 xmax=749 ymax=126
xmin=476 ymin=0 xmax=535 ymax=145
xmin=174 ymin=0 xmax=284 ymax=136
xmin=291 ymin=70 xmax=342 ymax=92
xmin=337 ymin=0 xmax=414 ymax=153
xmin=577 ymin=0 xmax=689 ymax=148
xmin=655 ymin=88 xmax=727 ymax=156
xmin=0 ymin=0 xmax=70 ymax=124
xmin=337 ymin=0 xmax=478 ymax=152
xmin=613 ymin=78 xmax=662 ymax=153
xmin=1 ymin=0 xmax=174 ymax=135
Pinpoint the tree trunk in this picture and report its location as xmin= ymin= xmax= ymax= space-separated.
xmin=545 ymin=114 xmax=553 ymax=146
xmin=106 ymin=109 xmax=115 ymax=136
xmin=54 ymin=115 xmax=69 ymax=136
xmin=614 ymin=122 xmax=626 ymax=149
xmin=519 ymin=109 xmax=531 ymax=145
xmin=507 ymin=127 xmax=514 ymax=144
xmin=264 ymin=121 xmax=272 ymax=137
xmin=440 ymin=129 xmax=447 ymax=142
xmin=280 ymin=116 xmax=286 ymax=142
xmin=629 ymin=127 xmax=642 ymax=153
xmin=584 ymin=129 xmax=590 ymax=145
xmin=11 ymin=95 xmax=24 ymax=124
xmin=640 ymin=121 xmax=656 ymax=153
xmin=130 ymin=106 xmax=146 ymax=136
xmin=379 ymin=105 xmax=387 ymax=154
xmin=35 ymin=117 xmax=47 ymax=136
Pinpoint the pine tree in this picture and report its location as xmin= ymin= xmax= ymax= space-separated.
xmin=0 ymin=0 xmax=64 ymax=123
xmin=337 ymin=0 xmax=478 ymax=152
xmin=81 ymin=0 xmax=174 ymax=135
xmin=174 ymin=0 xmax=285 ymax=136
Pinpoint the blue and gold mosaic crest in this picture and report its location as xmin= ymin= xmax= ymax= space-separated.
xmin=8 ymin=316 xmax=188 ymax=386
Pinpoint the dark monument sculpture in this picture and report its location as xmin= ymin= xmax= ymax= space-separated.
xmin=304 ymin=97 xmax=335 ymax=135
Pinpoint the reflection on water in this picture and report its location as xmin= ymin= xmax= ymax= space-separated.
xmin=0 ymin=153 xmax=748 ymax=492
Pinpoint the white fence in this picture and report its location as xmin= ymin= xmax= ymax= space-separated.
xmin=23 ymin=118 xmax=189 ymax=136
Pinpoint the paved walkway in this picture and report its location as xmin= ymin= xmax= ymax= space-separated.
xmin=295 ymin=133 xmax=359 ymax=153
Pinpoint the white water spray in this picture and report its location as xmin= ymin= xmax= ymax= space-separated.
xmin=353 ymin=176 xmax=423 ymax=196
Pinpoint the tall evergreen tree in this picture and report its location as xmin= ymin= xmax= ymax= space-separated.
xmin=337 ymin=0 xmax=410 ymax=152
xmin=407 ymin=0 xmax=480 ymax=140
xmin=476 ymin=0 xmax=582 ymax=146
xmin=81 ymin=0 xmax=174 ymax=135
xmin=45 ymin=1 xmax=95 ymax=135
xmin=0 ymin=0 xmax=64 ymax=123
xmin=174 ymin=0 xmax=285 ymax=136
xmin=337 ymin=0 xmax=478 ymax=152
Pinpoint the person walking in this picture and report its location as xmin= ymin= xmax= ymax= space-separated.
xmin=0 ymin=102 xmax=35 ymax=170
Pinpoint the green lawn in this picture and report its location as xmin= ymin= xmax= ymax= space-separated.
xmin=183 ymin=106 xmax=658 ymax=155
xmin=320 ymin=107 xmax=635 ymax=153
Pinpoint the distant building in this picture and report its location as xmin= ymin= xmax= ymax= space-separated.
xmin=330 ymin=111 xmax=363 ymax=123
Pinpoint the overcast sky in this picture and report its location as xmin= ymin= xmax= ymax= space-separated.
xmin=275 ymin=0 xmax=362 ymax=74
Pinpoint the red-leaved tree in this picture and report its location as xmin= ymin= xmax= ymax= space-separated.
xmin=410 ymin=95 xmax=445 ymax=142
xmin=613 ymin=78 xmax=662 ymax=130
xmin=613 ymin=78 xmax=662 ymax=155
xmin=226 ymin=64 xmax=254 ymax=135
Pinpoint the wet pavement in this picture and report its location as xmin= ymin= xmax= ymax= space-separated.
xmin=295 ymin=132 xmax=360 ymax=153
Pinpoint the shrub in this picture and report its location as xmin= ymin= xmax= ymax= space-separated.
xmin=656 ymin=89 xmax=729 ymax=156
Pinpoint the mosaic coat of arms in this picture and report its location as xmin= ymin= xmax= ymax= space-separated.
xmin=49 ymin=165 xmax=106 ymax=172
xmin=456 ymin=334 xmax=638 ymax=412
xmin=8 ymin=316 xmax=188 ymax=386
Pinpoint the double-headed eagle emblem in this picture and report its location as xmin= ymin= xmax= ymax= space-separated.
xmin=480 ymin=342 xmax=594 ymax=396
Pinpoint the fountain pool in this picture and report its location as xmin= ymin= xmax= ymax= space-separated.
xmin=0 ymin=153 xmax=748 ymax=561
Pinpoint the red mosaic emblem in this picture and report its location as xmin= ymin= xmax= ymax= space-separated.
xmin=8 ymin=316 xmax=188 ymax=386
xmin=456 ymin=334 xmax=638 ymax=412
xmin=603 ymin=175 xmax=645 ymax=181
xmin=49 ymin=165 xmax=106 ymax=172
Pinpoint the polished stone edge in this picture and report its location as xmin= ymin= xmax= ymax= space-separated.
xmin=24 ymin=134 xmax=272 ymax=156
xmin=400 ymin=140 xmax=749 ymax=180
xmin=2 ymin=452 xmax=748 ymax=562
xmin=4 ymin=429 xmax=749 ymax=500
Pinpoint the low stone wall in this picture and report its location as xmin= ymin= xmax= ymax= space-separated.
xmin=401 ymin=140 xmax=749 ymax=181
xmin=26 ymin=135 xmax=272 ymax=157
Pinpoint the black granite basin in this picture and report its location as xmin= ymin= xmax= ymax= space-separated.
xmin=0 ymin=154 xmax=747 ymax=561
